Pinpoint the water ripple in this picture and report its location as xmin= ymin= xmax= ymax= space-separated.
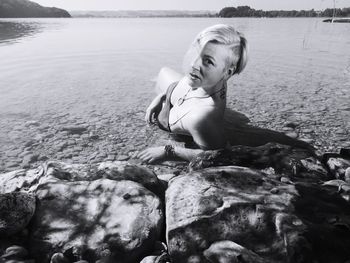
xmin=0 ymin=20 xmax=42 ymax=45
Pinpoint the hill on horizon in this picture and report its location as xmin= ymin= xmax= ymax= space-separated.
xmin=0 ymin=0 xmax=71 ymax=18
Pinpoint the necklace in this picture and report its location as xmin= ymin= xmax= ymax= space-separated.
xmin=177 ymin=87 xmax=192 ymax=106
xmin=177 ymin=85 xmax=226 ymax=106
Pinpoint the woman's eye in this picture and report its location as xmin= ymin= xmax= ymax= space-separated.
xmin=204 ymin=58 xmax=214 ymax=66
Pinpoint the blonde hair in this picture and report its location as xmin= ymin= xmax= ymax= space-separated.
xmin=194 ymin=24 xmax=248 ymax=75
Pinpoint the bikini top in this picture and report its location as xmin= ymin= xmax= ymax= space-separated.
xmin=157 ymin=81 xmax=178 ymax=132
xmin=157 ymin=81 xmax=224 ymax=132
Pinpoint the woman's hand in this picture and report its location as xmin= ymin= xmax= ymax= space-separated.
xmin=145 ymin=94 xmax=165 ymax=125
xmin=137 ymin=147 xmax=166 ymax=164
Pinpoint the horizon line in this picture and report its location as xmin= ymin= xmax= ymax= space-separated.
xmin=68 ymin=6 xmax=349 ymax=12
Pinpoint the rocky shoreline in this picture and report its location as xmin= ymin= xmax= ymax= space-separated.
xmin=0 ymin=104 xmax=349 ymax=175
xmin=1 ymin=142 xmax=350 ymax=262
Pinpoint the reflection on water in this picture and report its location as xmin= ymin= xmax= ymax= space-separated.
xmin=0 ymin=20 xmax=41 ymax=45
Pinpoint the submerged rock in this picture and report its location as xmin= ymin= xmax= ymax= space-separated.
xmin=61 ymin=126 xmax=87 ymax=135
xmin=166 ymin=166 xmax=350 ymax=263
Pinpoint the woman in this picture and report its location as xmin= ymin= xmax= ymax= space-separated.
xmin=137 ymin=24 xmax=248 ymax=163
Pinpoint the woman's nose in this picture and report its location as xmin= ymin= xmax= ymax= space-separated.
xmin=191 ymin=56 xmax=201 ymax=70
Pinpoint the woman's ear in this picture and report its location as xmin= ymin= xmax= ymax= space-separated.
xmin=226 ymin=67 xmax=235 ymax=79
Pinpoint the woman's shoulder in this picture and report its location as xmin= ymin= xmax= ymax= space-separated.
xmin=155 ymin=67 xmax=183 ymax=94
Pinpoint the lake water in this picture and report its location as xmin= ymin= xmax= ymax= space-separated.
xmin=0 ymin=18 xmax=349 ymax=172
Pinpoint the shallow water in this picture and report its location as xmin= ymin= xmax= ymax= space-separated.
xmin=0 ymin=18 xmax=349 ymax=172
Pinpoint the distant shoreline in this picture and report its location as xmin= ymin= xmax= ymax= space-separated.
xmin=68 ymin=7 xmax=350 ymax=18
xmin=69 ymin=10 xmax=216 ymax=18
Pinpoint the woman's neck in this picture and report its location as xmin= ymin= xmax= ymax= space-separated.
xmin=203 ymin=80 xmax=227 ymax=99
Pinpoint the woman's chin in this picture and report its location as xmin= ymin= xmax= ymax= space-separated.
xmin=185 ymin=75 xmax=201 ymax=88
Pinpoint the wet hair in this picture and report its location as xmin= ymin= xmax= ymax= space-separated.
xmin=194 ymin=24 xmax=248 ymax=75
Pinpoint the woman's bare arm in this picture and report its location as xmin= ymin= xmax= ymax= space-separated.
xmin=172 ymin=146 xmax=204 ymax=161
xmin=136 ymin=145 xmax=203 ymax=163
xmin=155 ymin=67 xmax=182 ymax=94
xmin=183 ymin=107 xmax=227 ymax=150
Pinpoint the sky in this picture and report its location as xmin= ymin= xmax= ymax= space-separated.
xmin=31 ymin=0 xmax=349 ymax=11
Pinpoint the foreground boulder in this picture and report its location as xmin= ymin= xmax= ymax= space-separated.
xmin=0 ymin=161 xmax=164 ymax=263
xmin=166 ymin=166 xmax=350 ymax=263
xmin=30 ymin=178 xmax=162 ymax=263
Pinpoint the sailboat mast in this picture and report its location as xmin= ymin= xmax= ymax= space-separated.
xmin=332 ymin=0 xmax=336 ymax=22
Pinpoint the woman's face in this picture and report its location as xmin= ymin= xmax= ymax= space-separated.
xmin=185 ymin=42 xmax=233 ymax=89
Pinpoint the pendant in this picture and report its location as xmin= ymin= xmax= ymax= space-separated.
xmin=177 ymin=97 xmax=185 ymax=106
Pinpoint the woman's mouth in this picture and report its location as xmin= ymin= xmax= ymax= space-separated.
xmin=189 ymin=73 xmax=200 ymax=81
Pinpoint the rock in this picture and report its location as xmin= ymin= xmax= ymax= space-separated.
xmin=325 ymin=156 xmax=350 ymax=181
xmin=302 ymin=128 xmax=313 ymax=134
xmin=72 ymin=146 xmax=83 ymax=153
xmin=166 ymin=166 xmax=304 ymax=262
xmin=157 ymin=173 xmax=178 ymax=182
xmin=203 ymin=240 xmax=268 ymax=263
xmin=56 ymin=142 xmax=68 ymax=152
xmin=38 ymin=155 xmax=49 ymax=162
xmin=285 ymin=131 xmax=299 ymax=139
xmin=97 ymin=161 xmax=164 ymax=197
xmin=25 ymin=121 xmax=40 ymax=127
xmin=5 ymin=160 xmax=22 ymax=169
xmin=29 ymin=178 xmax=163 ymax=263
xmin=19 ymin=151 xmax=33 ymax=159
xmin=6 ymin=149 xmax=22 ymax=158
xmin=0 ymin=161 xmax=164 ymax=263
xmin=33 ymin=134 xmax=44 ymax=142
xmin=0 ymin=192 xmax=36 ymax=236
xmin=88 ymin=134 xmax=99 ymax=140
xmin=281 ymin=177 xmax=294 ymax=184
xmin=50 ymin=253 xmax=69 ymax=263
xmin=270 ymin=187 xmax=279 ymax=194
xmin=282 ymin=127 xmax=294 ymax=132
xmin=61 ymin=126 xmax=87 ymax=135
xmin=105 ymin=154 xmax=116 ymax=161
xmin=116 ymin=155 xmax=130 ymax=161
xmin=140 ymin=242 xmax=170 ymax=263
xmin=300 ymin=138 xmax=314 ymax=144
xmin=24 ymin=140 xmax=36 ymax=148
xmin=140 ymin=255 xmax=158 ymax=263
xmin=285 ymin=122 xmax=298 ymax=129
xmin=0 ymin=168 xmax=43 ymax=194
xmin=140 ymin=253 xmax=170 ymax=263
xmin=346 ymin=167 xmax=350 ymax=182
xmin=1 ymin=245 xmax=28 ymax=260
xmin=322 ymin=179 xmax=350 ymax=201
xmin=166 ymin=166 xmax=350 ymax=263
xmin=189 ymin=143 xmax=328 ymax=181
xmin=22 ymin=154 xmax=39 ymax=166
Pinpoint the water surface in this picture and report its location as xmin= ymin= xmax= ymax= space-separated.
xmin=0 ymin=18 xmax=349 ymax=172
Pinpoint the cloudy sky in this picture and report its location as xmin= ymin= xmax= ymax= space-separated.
xmin=31 ymin=0 xmax=349 ymax=11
